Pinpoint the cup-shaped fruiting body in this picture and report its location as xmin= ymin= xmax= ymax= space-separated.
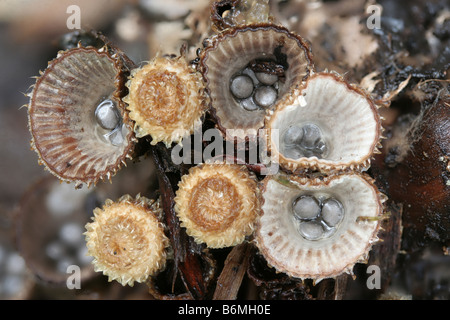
xmin=200 ymin=23 xmax=314 ymax=140
xmin=266 ymin=72 xmax=382 ymax=174
xmin=27 ymin=46 xmax=136 ymax=187
xmin=255 ymin=173 xmax=385 ymax=281
xmin=123 ymin=55 xmax=208 ymax=147
xmin=84 ymin=194 xmax=170 ymax=286
xmin=174 ymin=163 xmax=261 ymax=248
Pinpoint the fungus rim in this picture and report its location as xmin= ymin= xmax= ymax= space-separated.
xmin=254 ymin=172 xmax=386 ymax=281
xmin=199 ymin=23 xmax=315 ymax=141
xmin=123 ymin=54 xmax=208 ymax=147
xmin=84 ymin=194 xmax=170 ymax=287
xmin=265 ymin=71 xmax=383 ymax=174
xmin=27 ymin=46 xmax=137 ymax=188
xmin=174 ymin=163 xmax=261 ymax=248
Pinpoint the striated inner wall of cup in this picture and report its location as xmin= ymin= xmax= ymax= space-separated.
xmin=257 ymin=174 xmax=382 ymax=278
xmin=262 ymin=175 xmax=379 ymax=247
xmin=272 ymin=75 xmax=379 ymax=164
xmin=203 ymin=26 xmax=312 ymax=135
xmin=30 ymin=49 xmax=131 ymax=182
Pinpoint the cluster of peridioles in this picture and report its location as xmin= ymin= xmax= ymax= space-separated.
xmin=199 ymin=16 xmax=386 ymax=281
xmin=254 ymin=65 xmax=386 ymax=282
xmin=25 ymin=1 xmax=387 ymax=293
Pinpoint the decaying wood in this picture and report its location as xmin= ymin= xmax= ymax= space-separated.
xmin=151 ymin=143 xmax=216 ymax=299
xmin=213 ymin=242 xmax=252 ymax=300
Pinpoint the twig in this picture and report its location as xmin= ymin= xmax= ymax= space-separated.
xmin=213 ymin=242 xmax=251 ymax=300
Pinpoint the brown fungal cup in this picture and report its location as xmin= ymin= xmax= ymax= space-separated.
xmin=174 ymin=163 xmax=261 ymax=248
xmin=27 ymin=45 xmax=136 ymax=187
xmin=124 ymin=54 xmax=208 ymax=147
xmin=85 ymin=194 xmax=170 ymax=287
xmin=200 ymin=23 xmax=314 ymax=140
